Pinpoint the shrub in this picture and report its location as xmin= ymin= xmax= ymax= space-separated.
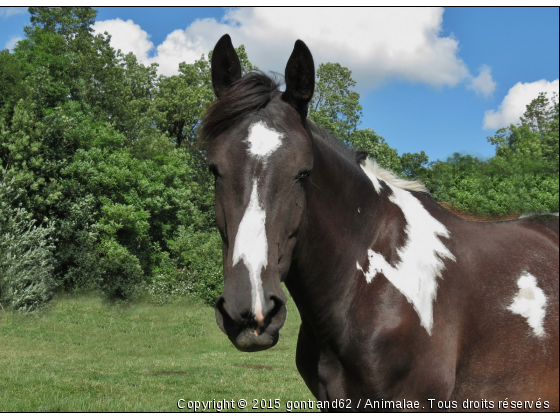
xmin=55 ymin=193 xmax=102 ymax=292
xmin=0 ymin=176 xmax=57 ymax=311
xmin=98 ymin=238 xmax=144 ymax=301
xmin=169 ymin=226 xmax=223 ymax=305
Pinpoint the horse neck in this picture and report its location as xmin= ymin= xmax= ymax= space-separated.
xmin=285 ymin=131 xmax=452 ymax=339
xmin=285 ymin=133 xmax=398 ymax=331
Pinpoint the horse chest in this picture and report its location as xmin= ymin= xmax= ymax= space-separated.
xmin=300 ymin=341 xmax=418 ymax=412
xmin=296 ymin=323 xmax=415 ymax=409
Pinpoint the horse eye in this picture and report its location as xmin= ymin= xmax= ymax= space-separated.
xmin=209 ymin=164 xmax=222 ymax=179
xmin=295 ymin=170 xmax=311 ymax=180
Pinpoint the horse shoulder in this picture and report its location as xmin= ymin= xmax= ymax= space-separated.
xmin=295 ymin=317 xmax=321 ymax=400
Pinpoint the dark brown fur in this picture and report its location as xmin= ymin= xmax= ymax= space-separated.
xmin=206 ymin=35 xmax=560 ymax=412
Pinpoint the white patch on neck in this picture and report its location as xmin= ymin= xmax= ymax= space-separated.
xmin=245 ymin=121 xmax=283 ymax=159
xmin=357 ymin=169 xmax=456 ymax=335
xmin=361 ymin=158 xmax=428 ymax=193
xmin=232 ymin=179 xmax=268 ymax=324
xmin=508 ymin=272 xmax=547 ymax=337
xmin=360 ymin=158 xmax=383 ymax=193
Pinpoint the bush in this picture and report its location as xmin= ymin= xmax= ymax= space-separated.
xmin=425 ymin=152 xmax=559 ymax=217
xmin=55 ymin=194 xmax=102 ymax=292
xmin=0 ymin=176 xmax=57 ymax=311
xmin=98 ymin=238 xmax=144 ymax=301
xmin=168 ymin=226 xmax=223 ymax=305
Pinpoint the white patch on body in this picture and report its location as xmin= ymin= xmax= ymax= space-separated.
xmin=245 ymin=121 xmax=283 ymax=159
xmin=231 ymin=121 xmax=283 ymax=325
xmin=233 ymin=180 xmax=268 ymax=325
xmin=508 ymin=272 xmax=547 ymax=337
xmin=357 ymin=160 xmax=456 ymax=335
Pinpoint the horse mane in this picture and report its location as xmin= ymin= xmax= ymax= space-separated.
xmin=307 ymin=122 xmax=360 ymax=164
xmin=200 ymin=71 xmax=428 ymax=194
xmin=307 ymin=121 xmax=429 ymax=194
xmin=362 ymin=159 xmax=429 ymax=194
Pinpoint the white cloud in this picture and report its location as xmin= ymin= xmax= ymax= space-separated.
xmin=92 ymin=18 xmax=154 ymax=62
xmin=4 ymin=35 xmax=22 ymax=51
xmin=483 ymin=79 xmax=559 ymax=130
xmin=468 ymin=65 xmax=496 ymax=97
xmin=93 ymin=7 xmax=489 ymax=94
xmin=0 ymin=7 xmax=26 ymax=19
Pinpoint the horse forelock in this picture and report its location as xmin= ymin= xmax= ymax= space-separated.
xmin=200 ymin=71 xmax=281 ymax=144
xmin=201 ymin=70 xmax=429 ymax=200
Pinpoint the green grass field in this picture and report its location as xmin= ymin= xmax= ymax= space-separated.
xmin=0 ymin=293 xmax=317 ymax=412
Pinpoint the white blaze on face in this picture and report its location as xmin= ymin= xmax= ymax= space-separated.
xmin=508 ymin=272 xmax=547 ymax=338
xmin=233 ymin=180 xmax=268 ymax=325
xmin=232 ymin=121 xmax=284 ymax=326
xmin=245 ymin=121 xmax=283 ymax=159
xmin=357 ymin=168 xmax=456 ymax=335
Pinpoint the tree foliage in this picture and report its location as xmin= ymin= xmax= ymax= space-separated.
xmin=307 ymin=63 xmax=405 ymax=173
xmin=0 ymin=7 xmax=226 ymax=307
xmin=309 ymin=63 xmax=363 ymax=143
xmin=424 ymin=94 xmax=559 ymax=216
xmin=0 ymin=7 xmax=556 ymax=310
xmin=0 ymin=174 xmax=56 ymax=311
xmin=349 ymin=128 xmax=402 ymax=173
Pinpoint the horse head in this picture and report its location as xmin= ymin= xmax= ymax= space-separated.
xmin=202 ymin=35 xmax=315 ymax=351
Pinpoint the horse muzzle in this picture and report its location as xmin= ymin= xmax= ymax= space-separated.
xmin=215 ymin=293 xmax=287 ymax=352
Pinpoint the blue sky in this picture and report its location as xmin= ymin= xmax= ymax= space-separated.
xmin=1 ymin=7 xmax=558 ymax=162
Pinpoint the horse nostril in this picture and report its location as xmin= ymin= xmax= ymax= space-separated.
xmin=215 ymin=296 xmax=236 ymax=335
xmin=264 ymin=296 xmax=282 ymax=321
xmin=216 ymin=294 xmax=260 ymax=330
xmin=215 ymin=296 xmax=226 ymax=318
xmin=215 ymin=296 xmax=233 ymax=322
xmin=240 ymin=310 xmax=253 ymax=322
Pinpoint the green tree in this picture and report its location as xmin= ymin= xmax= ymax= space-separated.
xmin=350 ymin=128 xmax=402 ymax=173
xmin=0 ymin=174 xmax=57 ymax=311
xmin=309 ymin=63 xmax=362 ymax=143
xmin=520 ymin=92 xmax=558 ymax=135
xmin=27 ymin=7 xmax=96 ymax=39
xmin=0 ymin=49 xmax=26 ymax=116
xmin=4 ymin=7 xmax=553 ymax=309
xmin=488 ymin=92 xmax=559 ymax=170
xmin=400 ymin=151 xmax=430 ymax=180
xmin=0 ymin=7 xmax=223 ymax=303
xmin=157 ymin=45 xmax=256 ymax=149
xmin=156 ymin=57 xmax=213 ymax=149
xmin=425 ymin=94 xmax=559 ymax=217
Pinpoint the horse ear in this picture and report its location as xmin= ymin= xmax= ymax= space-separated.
xmin=283 ymin=40 xmax=315 ymax=123
xmin=211 ymin=34 xmax=242 ymax=98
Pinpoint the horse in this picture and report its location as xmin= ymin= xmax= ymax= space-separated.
xmin=200 ymin=34 xmax=559 ymax=412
